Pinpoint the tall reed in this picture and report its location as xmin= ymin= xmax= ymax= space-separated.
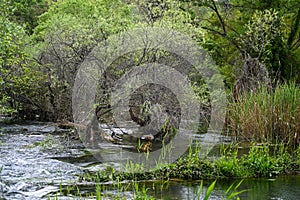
xmin=228 ymin=83 xmax=300 ymax=147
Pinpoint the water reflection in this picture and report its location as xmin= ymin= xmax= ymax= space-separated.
xmin=143 ymin=176 xmax=300 ymax=200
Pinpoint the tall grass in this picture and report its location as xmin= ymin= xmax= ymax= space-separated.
xmin=229 ymin=83 xmax=300 ymax=147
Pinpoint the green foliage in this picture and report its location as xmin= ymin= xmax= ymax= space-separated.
xmin=0 ymin=2 xmax=47 ymax=118
xmin=33 ymin=0 xmax=135 ymax=41
xmin=80 ymin=142 xmax=300 ymax=185
xmin=133 ymin=183 xmax=155 ymax=200
xmin=215 ymin=146 xmax=249 ymax=178
xmin=3 ymin=0 xmax=48 ymax=33
xmin=297 ymin=144 xmax=300 ymax=166
xmin=96 ymin=184 xmax=101 ymax=200
xmin=241 ymin=9 xmax=282 ymax=59
xmin=203 ymin=180 xmax=216 ymax=200
xmin=242 ymin=144 xmax=282 ymax=177
xmin=182 ymin=0 xmax=300 ymax=84
xmin=238 ymin=8 xmax=298 ymax=81
xmin=0 ymin=0 xmax=298 ymax=121
xmin=162 ymin=155 xmax=216 ymax=180
xmin=135 ymin=0 xmax=203 ymax=38
xmin=0 ymin=14 xmax=26 ymax=74
xmin=214 ymin=143 xmax=293 ymax=178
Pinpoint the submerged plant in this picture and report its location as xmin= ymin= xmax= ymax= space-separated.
xmin=32 ymin=134 xmax=63 ymax=151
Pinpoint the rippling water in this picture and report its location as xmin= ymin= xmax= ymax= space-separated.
xmin=0 ymin=122 xmax=86 ymax=199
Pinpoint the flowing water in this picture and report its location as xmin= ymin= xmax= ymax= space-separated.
xmin=1 ymin=122 xmax=300 ymax=199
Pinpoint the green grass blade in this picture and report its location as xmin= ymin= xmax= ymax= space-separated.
xmin=204 ymin=180 xmax=217 ymax=200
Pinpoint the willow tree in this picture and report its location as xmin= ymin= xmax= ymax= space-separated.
xmin=31 ymin=0 xmax=136 ymax=121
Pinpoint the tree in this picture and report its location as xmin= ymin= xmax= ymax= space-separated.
xmin=180 ymin=0 xmax=300 ymax=90
xmin=0 ymin=1 xmax=47 ymax=118
xmin=2 ymin=0 xmax=49 ymax=34
xmin=31 ymin=0 xmax=136 ymax=121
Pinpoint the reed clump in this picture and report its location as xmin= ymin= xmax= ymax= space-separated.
xmin=228 ymin=83 xmax=300 ymax=147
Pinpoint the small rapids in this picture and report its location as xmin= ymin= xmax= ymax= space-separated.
xmin=0 ymin=122 xmax=91 ymax=199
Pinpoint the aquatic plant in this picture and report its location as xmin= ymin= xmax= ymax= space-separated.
xmin=197 ymin=180 xmax=217 ymax=200
xmin=133 ymin=182 xmax=155 ymax=200
xmin=215 ymin=142 xmax=295 ymax=178
xmin=32 ymin=134 xmax=63 ymax=151
xmin=214 ymin=146 xmax=250 ymax=178
xmin=242 ymin=144 xmax=283 ymax=177
xmin=228 ymin=82 xmax=300 ymax=147
xmin=224 ymin=180 xmax=247 ymax=200
xmin=196 ymin=180 xmax=246 ymax=200
xmin=81 ymin=142 xmax=299 ymax=183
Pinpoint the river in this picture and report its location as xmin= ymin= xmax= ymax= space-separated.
xmin=0 ymin=122 xmax=299 ymax=199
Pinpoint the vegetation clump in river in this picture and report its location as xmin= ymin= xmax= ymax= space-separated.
xmin=80 ymin=143 xmax=300 ymax=184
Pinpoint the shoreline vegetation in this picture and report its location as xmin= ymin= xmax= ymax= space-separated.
xmin=228 ymin=83 xmax=300 ymax=149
